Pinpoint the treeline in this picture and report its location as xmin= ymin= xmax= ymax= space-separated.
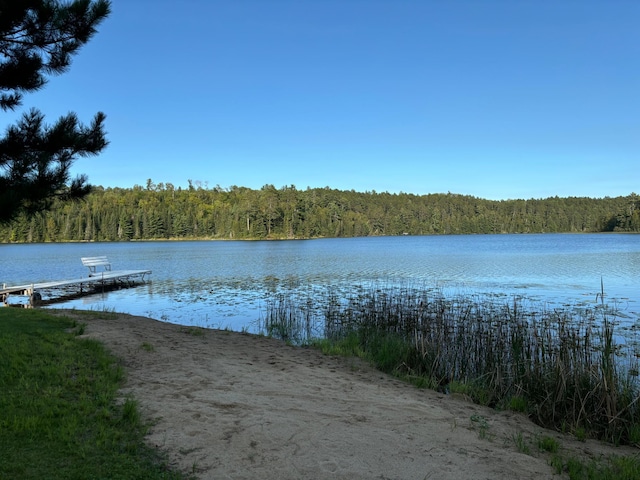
xmin=1 ymin=180 xmax=638 ymax=242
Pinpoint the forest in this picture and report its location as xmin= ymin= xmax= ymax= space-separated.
xmin=1 ymin=180 xmax=638 ymax=243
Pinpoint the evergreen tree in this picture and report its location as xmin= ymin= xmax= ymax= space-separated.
xmin=0 ymin=0 xmax=110 ymax=223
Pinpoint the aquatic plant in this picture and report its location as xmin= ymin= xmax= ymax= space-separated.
xmin=261 ymin=293 xmax=317 ymax=344
xmin=262 ymin=283 xmax=640 ymax=444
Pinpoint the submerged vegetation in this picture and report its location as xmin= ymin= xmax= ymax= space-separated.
xmin=1 ymin=181 xmax=638 ymax=242
xmin=262 ymin=284 xmax=640 ymax=446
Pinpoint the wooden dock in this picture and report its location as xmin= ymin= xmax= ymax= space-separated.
xmin=1 ymin=259 xmax=151 ymax=306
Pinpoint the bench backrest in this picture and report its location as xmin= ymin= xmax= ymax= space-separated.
xmin=81 ymin=256 xmax=112 ymax=275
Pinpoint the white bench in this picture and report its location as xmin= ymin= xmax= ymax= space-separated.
xmin=81 ymin=256 xmax=112 ymax=277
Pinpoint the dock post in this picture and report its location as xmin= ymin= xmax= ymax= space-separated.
xmin=27 ymin=284 xmax=41 ymax=306
xmin=29 ymin=292 xmax=42 ymax=306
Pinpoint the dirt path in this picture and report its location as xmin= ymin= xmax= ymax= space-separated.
xmin=59 ymin=311 xmax=635 ymax=479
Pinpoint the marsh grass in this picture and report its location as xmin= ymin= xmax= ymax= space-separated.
xmin=263 ymin=283 xmax=640 ymax=446
xmin=262 ymin=293 xmax=316 ymax=344
xmin=0 ymin=308 xmax=190 ymax=479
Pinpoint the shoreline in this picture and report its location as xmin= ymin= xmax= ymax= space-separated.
xmin=2 ymin=229 xmax=638 ymax=245
xmin=52 ymin=310 xmax=637 ymax=479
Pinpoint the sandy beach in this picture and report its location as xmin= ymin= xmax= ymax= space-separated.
xmin=57 ymin=310 xmax=636 ymax=480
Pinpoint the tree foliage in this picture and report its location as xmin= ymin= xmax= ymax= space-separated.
xmin=1 ymin=182 xmax=637 ymax=243
xmin=0 ymin=0 xmax=110 ymax=224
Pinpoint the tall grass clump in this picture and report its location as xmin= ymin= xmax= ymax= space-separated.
xmin=264 ymin=283 xmax=640 ymax=445
xmin=260 ymin=293 xmax=318 ymax=344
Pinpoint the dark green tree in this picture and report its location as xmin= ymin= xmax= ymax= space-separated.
xmin=0 ymin=0 xmax=110 ymax=223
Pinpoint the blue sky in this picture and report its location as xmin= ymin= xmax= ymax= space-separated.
xmin=14 ymin=0 xmax=639 ymax=200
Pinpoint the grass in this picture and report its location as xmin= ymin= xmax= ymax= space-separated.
xmin=560 ymin=454 xmax=640 ymax=480
xmin=0 ymin=308 xmax=191 ymax=479
xmin=470 ymin=414 xmax=491 ymax=440
xmin=180 ymin=326 xmax=205 ymax=337
xmin=536 ymin=434 xmax=560 ymax=454
xmin=512 ymin=431 xmax=530 ymax=455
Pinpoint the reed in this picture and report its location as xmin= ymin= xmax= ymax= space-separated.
xmin=262 ymin=283 xmax=640 ymax=444
xmin=261 ymin=293 xmax=317 ymax=344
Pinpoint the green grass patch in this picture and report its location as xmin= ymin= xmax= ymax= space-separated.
xmin=506 ymin=395 xmax=528 ymax=413
xmin=536 ymin=435 xmax=560 ymax=454
xmin=180 ymin=326 xmax=205 ymax=337
xmin=562 ymin=455 xmax=640 ymax=480
xmin=0 ymin=308 xmax=190 ymax=479
xmin=311 ymin=331 xmax=364 ymax=357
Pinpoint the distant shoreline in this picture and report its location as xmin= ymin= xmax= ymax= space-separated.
xmin=2 ymin=229 xmax=638 ymax=245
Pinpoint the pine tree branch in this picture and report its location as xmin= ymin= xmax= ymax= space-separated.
xmin=0 ymin=1 xmax=111 ymax=224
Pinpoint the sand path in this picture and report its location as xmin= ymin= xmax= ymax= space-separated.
xmin=60 ymin=311 xmax=635 ymax=480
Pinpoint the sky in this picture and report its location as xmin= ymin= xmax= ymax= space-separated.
xmin=11 ymin=0 xmax=639 ymax=200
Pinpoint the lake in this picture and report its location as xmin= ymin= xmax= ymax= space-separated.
xmin=1 ymin=234 xmax=638 ymax=333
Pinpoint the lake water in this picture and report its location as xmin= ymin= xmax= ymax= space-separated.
xmin=1 ymin=234 xmax=639 ymax=333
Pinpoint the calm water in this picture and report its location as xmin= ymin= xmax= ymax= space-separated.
xmin=1 ymin=234 xmax=638 ymax=332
